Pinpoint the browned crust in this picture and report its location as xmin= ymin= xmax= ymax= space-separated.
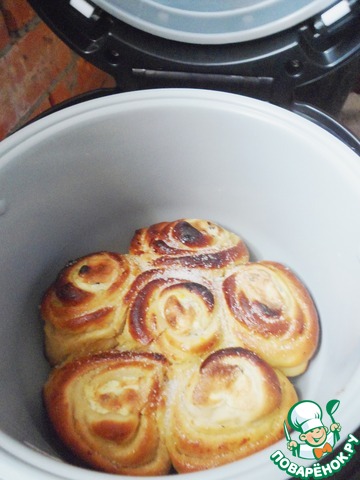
xmin=222 ymin=261 xmax=319 ymax=373
xmin=40 ymin=220 xmax=319 ymax=475
xmin=164 ymin=347 xmax=298 ymax=473
xmin=43 ymin=350 xmax=171 ymax=475
xmin=128 ymin=277 xmax=215 ymax=345
xmin=129 ymin=219 xmax=249 ymax=268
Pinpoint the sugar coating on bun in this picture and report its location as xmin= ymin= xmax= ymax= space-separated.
xmin=41 ymin=218 xmax=319 ymax=475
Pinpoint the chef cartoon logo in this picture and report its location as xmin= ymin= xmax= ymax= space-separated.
xmin=285 ymin=400 xmax=341 ymax=460
xmin=270 ymin=399 xmax=360 ymax=479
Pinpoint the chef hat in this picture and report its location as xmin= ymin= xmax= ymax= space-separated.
xmin=288 ymin=400 xmax=324 ymax=433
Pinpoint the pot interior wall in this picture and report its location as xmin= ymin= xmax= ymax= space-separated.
xmin=0 ymin=89 xmax=359 ymax=479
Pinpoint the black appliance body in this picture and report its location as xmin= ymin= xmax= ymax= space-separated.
xmin=28 ymin=0 xmax=360 ymax=114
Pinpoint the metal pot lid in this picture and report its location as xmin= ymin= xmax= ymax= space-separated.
xmin=86 ymin=0 xmax=341 ymax=44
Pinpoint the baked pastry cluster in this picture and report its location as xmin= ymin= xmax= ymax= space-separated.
xmin=41 ymin=219 xmax=319 ymax=475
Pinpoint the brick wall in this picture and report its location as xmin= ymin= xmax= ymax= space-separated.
xmin=0 ymin=0 xmax=115 ymax=141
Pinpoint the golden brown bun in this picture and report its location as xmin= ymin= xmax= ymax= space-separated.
xmin=41 ymin=252 xmax=141 ymax=365
xmin=164 ymin=347 xmax=298 ymax=473
xmin=44 ymin=347 xmax=297 ymax=475
xmin=118 ymin=267 xmax=225 ymax=361
xmin=129 ymin=218 xmax=249 ymax=269
xmin=43 ymin=350 xmax=172 ymax=476
xmin=222 ymin=261 xmax=319 ymax=376
xmin=40 ymin=219 xmax=320 ymax=475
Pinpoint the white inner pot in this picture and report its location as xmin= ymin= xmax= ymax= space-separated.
xmin=0 ymin=89 xmax=359 ymax=480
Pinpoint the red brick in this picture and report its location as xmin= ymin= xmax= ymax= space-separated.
xmin=0 ymin=22 xmax=73 ymax=139
xmin=49 ymin=66 xmax=78 ymax=105
xmin=1 ymin=0 xmax=36 ymax=32
xmin=17 ymin=22 xmax=72 ymax=77
xmin=0 ymin=10 xmax=10 ymax=51
xmin=0 ymin=8 xmax=116 ymax=141
xmin=101 ymin=74 xmax=116 ymax=89
xmin=74 ymin=57 xmax=115 ymax=95
xmin=29 ymin=96 xmax=52 ymax=122
xmin=0 ymin=89 xmax=17 ymax=140
xmin=50 ymin=78 xmax=74 ymax=105
xmin=48 ymin=58 xmax=115 ymax=109
xmin=0 ymin=49 xmax=27 ymax=139
xmin=12 ymin=22 xmax=71 ymax=104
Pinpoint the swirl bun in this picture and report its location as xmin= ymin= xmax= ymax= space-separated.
xmin=120 ymin=268 xmax=224 ymax=361
xmin=40 ymin=219 xmax=319 ymax=475
xmin=129 ymin=219 xmax=249 ymax=269
xmin=165 ymin=347 xmax=298 ymax=472
xmin=222 ymin=261 xmax=319 ymax=376
xmin=43 ymin=351 xmax=171 ymax=476
xmin=41 ymin=252 xmax=141 ymax=365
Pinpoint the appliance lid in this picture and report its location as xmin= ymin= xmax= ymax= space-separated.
xmin=79 ymin=0 xmax=348 ymax=44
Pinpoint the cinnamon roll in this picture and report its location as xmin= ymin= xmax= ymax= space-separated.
xmin=222 ymin=261 xmax=319 ymax=376
xmin=129 ymin=218 xmax=249 ymax=269
xmin=165 ymin=347 xmax=298 ymax=472
xmin=43 ymin=350 xmax=171 ymax=476
xmin=41 ymin=252 xmax=141 ymax=365
xmin=119 ymin=268 xmax=224 ymax=361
